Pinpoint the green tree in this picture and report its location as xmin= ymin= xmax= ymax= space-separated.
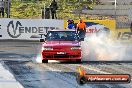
xmin=10 ymin=0 xmax=96 ymax=19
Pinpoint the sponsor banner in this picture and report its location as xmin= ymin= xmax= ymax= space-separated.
xmin=64 ymin=20 xmax=115 ymax=37
xmin=0 ymin=19 xmax=131 ymax=42
xmin=64 ymin=20 xmax=116 ymax=32
xmin=0 ymin=19 xmax=64 ymax=40
xmin=64 ymin=20 xmax=132 ymax=42
xmin=116 ymin=28 xmax=132 ymax=42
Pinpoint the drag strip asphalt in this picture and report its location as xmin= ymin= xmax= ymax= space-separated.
xmin=0 ymin=41 xmax=132 ymax=88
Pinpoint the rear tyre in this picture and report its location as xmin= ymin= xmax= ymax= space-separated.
xmin=42 ymin=60 xmax=48 ymax=63
xmin=76 ymin=59 xmax=81 ymax=63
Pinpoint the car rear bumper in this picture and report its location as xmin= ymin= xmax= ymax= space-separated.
xmin=42 ymin=50 xmax=81 ymax=60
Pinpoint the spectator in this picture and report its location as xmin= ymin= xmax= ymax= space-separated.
xmin=71 ymin=20 xmax=76 ymax=29
xmin=50 ymin=0 xmax=58 ymax=19
xmin=77 ymin=19 xmax=86 ymax=41
xmin=67 ymin=20 xmax=76 ymax=30
xmin=45 ymin=8 xmax=50 ymax=19
xmin=0 ymin=1 xmax=4 ymax=17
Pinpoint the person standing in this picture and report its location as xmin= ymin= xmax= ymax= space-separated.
xmin=67 ymin=20 xmax=76 ymax=30
xmin=45 ymin=8 xmax=50 ymax=19
xmin=77 ymin=19 xmax=86 ymax=41
xmin=0 ymin=1 xmax=4 ymax=17
xmin=50 ymin=0 xmax=58 ymax=19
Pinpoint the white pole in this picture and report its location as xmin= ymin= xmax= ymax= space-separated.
xmin=115 ymin=0 xmax=116 ymax=9
xmin=114 ymin=0 xmax=117 ymax=26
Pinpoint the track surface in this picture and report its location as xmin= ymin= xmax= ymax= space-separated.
xmin=0 ymin=41 xmax=132 ymax=88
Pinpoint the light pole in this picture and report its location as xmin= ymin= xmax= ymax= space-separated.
xmin=114 ymin=0 xmax=117 ymax=20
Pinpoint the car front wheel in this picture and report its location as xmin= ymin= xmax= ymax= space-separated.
xmin=76 ymin=59 xmax=81 ymax=63
xmin=42 ymin=60 xmax=48 ymax=63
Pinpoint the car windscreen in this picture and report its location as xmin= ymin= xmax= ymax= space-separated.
xmin=46 ymin=31 xmax=79 ymax=41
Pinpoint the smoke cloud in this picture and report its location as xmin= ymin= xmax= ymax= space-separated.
xmin=81 ymin=34 xmax=132 ymax=61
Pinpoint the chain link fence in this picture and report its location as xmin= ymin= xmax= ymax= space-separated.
xmin=81 ymin=0 xmax=132 ymax=29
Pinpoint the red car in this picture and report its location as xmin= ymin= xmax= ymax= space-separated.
xmin=40 ymin=30 xmax=82 ymax=63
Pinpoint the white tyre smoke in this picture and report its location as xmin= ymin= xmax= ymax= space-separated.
xmin=32 ymin=54 xmax=42 ymax=63
xmin=81 ymin=33 xmax=132 ymax=61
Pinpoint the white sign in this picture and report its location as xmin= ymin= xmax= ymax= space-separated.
xmin=0 ymin=19 xmax=64 ymax=40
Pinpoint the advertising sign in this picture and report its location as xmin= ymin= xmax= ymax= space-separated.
xmin=0 ymin=19 xmax=64 ymax=40
xmin=64 ymin=20 xmax=116 ymax=37
xmin=116 ymin=28 xmax=132 ymax=42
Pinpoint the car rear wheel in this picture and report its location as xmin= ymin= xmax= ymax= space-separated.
xmin=76 ymin=59 xmax=81 ymax=63
xmin=42 ymin=60 xmax=48 ymax=63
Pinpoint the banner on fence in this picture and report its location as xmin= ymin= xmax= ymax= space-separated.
xmin=0 ymin=19 xmax=64 ymax=40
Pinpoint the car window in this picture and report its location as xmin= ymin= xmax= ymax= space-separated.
xmin=46 ymin=31 xmax=79 ymax=41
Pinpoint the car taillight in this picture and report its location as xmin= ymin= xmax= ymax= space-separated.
xmin=42 ymin=47 xmax=53 ymax=51
xmin=71 ymin=46 xmax=81 ymax=50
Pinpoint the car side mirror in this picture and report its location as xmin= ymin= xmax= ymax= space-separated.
xmin=40 ymin=39 xmax=45 ymax=42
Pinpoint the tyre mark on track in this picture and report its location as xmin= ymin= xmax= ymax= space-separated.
xmin=3 ymin=60 xmax=132 ymax=88
xmin=4 ymin=60 xmax=80 ymax=88
xmin=98 ymin=64 xmax=132 ymax=88
xmin=96 ymin=64 xmax=132 ymax=75
xmin=4 ymin=61 xmax=48 ymax=88
xmin=60 ymin=64 xmax=117 ymax=88
xmin=39 ymin=64 xmax=81 ymax=88
xmin=40 ymin=63 xmax=114 ymax=88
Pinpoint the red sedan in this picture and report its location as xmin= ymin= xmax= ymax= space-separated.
xmin=41 ymin=30 xmax=82 ymax=63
